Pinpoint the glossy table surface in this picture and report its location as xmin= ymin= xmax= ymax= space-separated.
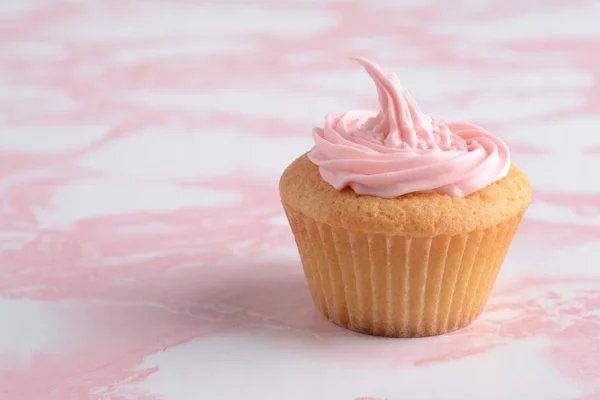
xmin=1 ymin=1 xmax=599 ymax=399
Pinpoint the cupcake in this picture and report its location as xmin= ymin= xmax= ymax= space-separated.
xmin=280 ymin=57 xmax=532 ymax=337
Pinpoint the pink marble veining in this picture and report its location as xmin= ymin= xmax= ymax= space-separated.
xmin=1 ymin=1 xmax=600 ymax=399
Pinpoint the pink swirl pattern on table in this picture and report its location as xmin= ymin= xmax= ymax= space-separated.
xmin=308 ymin=57 xmax=511 ymax=197
xmin=1 ymin=0 xmax=600 ymax=399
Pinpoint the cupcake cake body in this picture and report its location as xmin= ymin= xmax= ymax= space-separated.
xmin=280 ymin=58 xmax=532 ymax=337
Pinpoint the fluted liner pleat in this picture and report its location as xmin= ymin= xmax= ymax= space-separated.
xmin=283 ymin=205 xmax=525 ymax=337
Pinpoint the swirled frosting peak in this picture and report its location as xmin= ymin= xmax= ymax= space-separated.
xmin=307 ymin=57 xmax=510 ymax=198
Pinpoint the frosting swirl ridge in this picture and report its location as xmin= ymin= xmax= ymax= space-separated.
xmin=307 ymin=57 xmax=511 ymax=198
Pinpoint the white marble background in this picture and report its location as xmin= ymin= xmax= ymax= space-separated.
xmin=0 ymin=1 xmax=599 ymax=399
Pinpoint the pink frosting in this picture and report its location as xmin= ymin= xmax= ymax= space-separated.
xmin=307 ymin=57 xmax=511 ymax=198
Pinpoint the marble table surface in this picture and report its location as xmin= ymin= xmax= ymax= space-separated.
xmin=1 ymin=1 xmax=599 ymax=399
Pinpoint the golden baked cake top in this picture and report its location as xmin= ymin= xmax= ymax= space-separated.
xmin=281 ymin=154 xmax=531 ymax=236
